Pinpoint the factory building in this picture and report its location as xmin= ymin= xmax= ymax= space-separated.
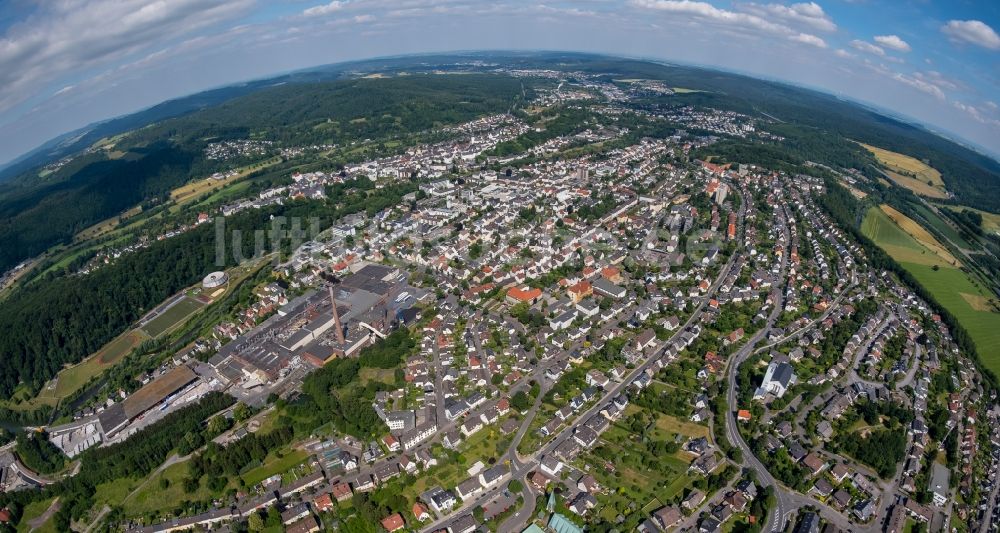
xmin=208 ymin=262 xmax=419 ymax=386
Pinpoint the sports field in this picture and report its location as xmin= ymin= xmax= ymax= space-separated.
xmin=44 ymin=330 xmax=147 ymax=403
xmin=860 ymin=143 xmax=948 ymax=199
xmin=140 ymin=296 xmax=206 ymax=338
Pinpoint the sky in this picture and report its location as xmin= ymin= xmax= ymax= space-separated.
xmin=0 ymin=0 xmax=998 ymax=165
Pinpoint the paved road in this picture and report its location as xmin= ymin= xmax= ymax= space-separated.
xmin=722 ymin=195 xmax=890 ymax=533
xmin=723 ymin=202 xmax=795 ymax=532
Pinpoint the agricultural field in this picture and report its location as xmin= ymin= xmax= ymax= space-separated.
xmin=139 ymin=296 xmax=206 ymax=338
xmin=884 ymin=170 xmax=948 ymax=199
xmin=863 ymin=205 xmax=1000 ymax=377
xmin=860 ymin=143 xmax=949 ymax=199
xmin=74 ymin=205 xmax=142 ymax=243
xmin=169 ymin=157 xmax=281 ymax=206
xmin=879 ymin=205 xmax=959 ymax=265
xmin=936 ymin=203 xmax=1000 ymax=235
xmin=861 ymin=206 xmax=957 ymax=268
xmin=908 ymin=203 xmax=976 ymax=250
xmin=900 ymin=262 xmax=1000 ymax=376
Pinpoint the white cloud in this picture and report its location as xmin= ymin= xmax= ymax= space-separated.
xmin=834 ymin=48 xmax=854 ymax=59
xmin=739 ymin=2 xmax=836 ymax=32
xmin=892 ymin=72 xmax=945 ymax=100
xmin=953 ymin=101 xmax=1000 ymax=126
xmin=873 ymin=35 xmax=910 ymax=52
xmin=913 ymin=70 xmax=960 ymax=91
xmin=0 ymin=0 xmax=253 ymax=114
xmin=303 ymin=1 xmax=348 ymax=18
xmin=850 ymin=39 xmax=885 ymax=56
xmin=791 ymin=33 xmax=827 ymax=48
xmin=941 ymin=20 xmax=1000 ymax=50
xmin=630 ymin=0 xmax=827 ymax=48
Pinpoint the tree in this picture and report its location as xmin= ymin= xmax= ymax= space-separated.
xmin=247 ymin=511 xmax=264 ymax=532
xmin=508 ymin=479 xmax=524 ymax=493
xmin=14 ymin=431 xmax=65 ymax=474
xmin=233 ymin=402 xmax=251 ymax=422
xmin=207 ymin=415 xmax=231 ymax=436
xmin=511 ymin=391 xmax=531 ymax=412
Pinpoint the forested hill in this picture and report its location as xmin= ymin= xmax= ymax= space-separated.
xmin=125 ymin=73 xmax=526 ymax=147
xmin=0 ymin=53 xmax=466 ymax=183
xmin=0 ymin=73 xmax=524 ymax=274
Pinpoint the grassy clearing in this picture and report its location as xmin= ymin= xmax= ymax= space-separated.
xmin=580 ymin=418 xmax=692 ymax=525
xmin=358 ymin=367 xmax=397 ymax=386
xmin=17 ymin=497 xmax=56 ymax=533
xmin=860 ymin=143 xmax=947 ymax=198
xmin=93 ymin=477 xmax=141 ymax=509
xmin=140 ymin=296 xmax=206 ymax=338
xmin=654 ymin=413 xmax=710 ymax=439
xmin=123 ymin=460 xmax=215 ymax=518
xmin=241 ymin=449 xmax=309 ymax=488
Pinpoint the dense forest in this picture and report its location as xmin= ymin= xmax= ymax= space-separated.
xmin=14 ymin=432 xmax=65 ymax=475
xmin=0 ymin=142 xmax=202 ymax=273
xmin=130 ymin=73 xmax=526 ymax=148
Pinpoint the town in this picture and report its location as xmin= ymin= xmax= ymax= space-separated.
xmin=1 ymin=68 xmax=997 ymax=533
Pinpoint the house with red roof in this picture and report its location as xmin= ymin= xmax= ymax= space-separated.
xmin=381 ymin=513 xmax=405 ymax=532
xmin=506 ymin=286 xmax=542 ymax=305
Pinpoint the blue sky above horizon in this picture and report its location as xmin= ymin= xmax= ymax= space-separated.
xmin=0 ymin=0 xmax=997 ymax=164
